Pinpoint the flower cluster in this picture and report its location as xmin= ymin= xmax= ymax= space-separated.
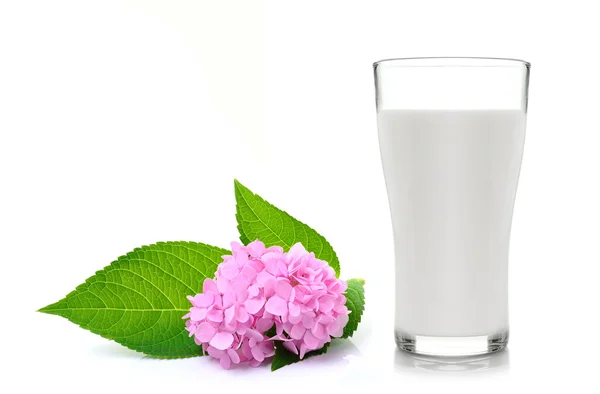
xmin=183 ymin=240 xmax=349 ymax=369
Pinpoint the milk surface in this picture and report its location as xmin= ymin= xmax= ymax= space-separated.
xmin=378 ymin=110 xmax=526 ymax=337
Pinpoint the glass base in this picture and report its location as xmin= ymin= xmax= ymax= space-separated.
xmin=395 ymin=330 xmax=509 ymax=357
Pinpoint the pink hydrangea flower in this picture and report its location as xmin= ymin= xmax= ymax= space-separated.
xmin=183 ymin=240 xmax=350 ymax=369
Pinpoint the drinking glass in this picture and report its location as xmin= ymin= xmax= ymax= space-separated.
xmin=374 ymin=57 xmax=530 ymax=356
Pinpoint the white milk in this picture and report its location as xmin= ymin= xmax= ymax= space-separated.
xmin=378 ymin=110 xmax=526 ymax=337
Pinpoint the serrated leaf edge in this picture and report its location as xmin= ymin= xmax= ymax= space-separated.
xmin=233 ymin=179 xmax=340 ymax=277
xmin=342 ymin=278 xmax=365 ymax=339
xmin=38 ymin=241 xmax=230 ymax=359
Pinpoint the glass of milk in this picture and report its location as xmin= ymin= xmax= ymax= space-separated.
xmin=374 ymin=57 xmax=530 ymax=356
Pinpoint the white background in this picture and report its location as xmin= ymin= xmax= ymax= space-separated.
xmin=1 ymin=0 xmax=599 ymax=392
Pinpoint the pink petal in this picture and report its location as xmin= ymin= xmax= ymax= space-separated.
xmin=256 ymin=318 xmax=274 ymax=333
xmin=265 ymin=245 xmax=284 ymax=254
xmin=186 ymin=324 xmax=196 ymax=337
xmin=247 ymin=240 xmax=266 ymax=257
xmin=282 ymin=321 xmax=293 ymax=334
xmin=246 ymin=328 xmax=263 ymax=342
xmin=328 ymin=315 xmax=348 ymax=338
xmin=241 ymin=265 xmax=257 ymax=282
xmin=268 ymin=334 xmax=290 ymax=341
xmin=251 ymin=345 xmax=265 ymax=362
xmin=249 ymin=359 xmax=262 ymax=367
xmin=283 ymin=341 xmax=298 ymax=355
xmin=288 ymin=302 xmax=301 ymax=317
xmin=219 ymin=354 xmax=232 ymax=369
xmin=186 ymin=295 xmax=196 ymax=305
xmin=290 ymin=324 xmax=306 ymax=340
xmin=213 ymin=294 xmax=223 ymax=308
xmin=327 ymin=320 xmax=341 ymax=337
xmin=206 ymin=308 xmax=223 ymax=323
xmin=304 ymin=267 xmax=316 ymax=279
xmin=265 ymin=296 xmax=288 ymax=316
xmin=303 ymin=330 xmax=319 ymax=349
xmin=207 ymin=345 xmax=224 ymax=358
xmin=340 ymin=280 xmax=348 ymax=293
xmin=296 ymin=276 xmax=311 ymax=286
xmin=288 ymin=312 xmax=302 ymax=324
xmin=287 ymin=243 xmax=308 ymax=264
xmin=248 ymin=259 xmax=265 ymax=273
xmin=311 ymin=285 xmax=326 ymax=294
xmin=195 ymin=322 xmax=217 ymax=342
xmin=333 ymin=304 xmax=348 ymax=314
xmin=231 ymin=244 xmax=249 ymax=266
xmin=259 ymin=341 xmax=275 ymax=358
xmin=222 ymin=321 xmax=236 ymax=333
xmin=232 ymin=281 xmax=249 ymax=303
xmin=240 ymin=341 xmax=252 ymax=359
xmin=304 ymin=297 xmax=318 ymax=310
xmin=318 ymin=295 xmax=335 ymax=313
xmin=275 ymin=280 xmax=293 ymax=300
xmin=209 ymin=332 xmax=234 ymax=350
xmin=256 ymin=271 xmax=274 ymax=287
xmin=319 ymin=301 xmax=334 ymax=313
xmin=248 ymin=284 xmax=259 ymax=297
xmin=261 ymin=252 xmax=281 ymax=275
xmin=263 ymin=277 xmax=276 ymax=298
xmin=299 ymin=343 xmax=308 ymax=359
xmin=203 ymin=278 xmax=218 ymax=294
xmin=224 ymin=305 xmax=235 ymax=325
xmin=324 ymin=266 xmax=336 ymax=279
xmin=318 ymin=314 xmax=334 ymax=325
xmin=337 ymin=313 xmax=349 ymax=328
xmin=288 ymin=259 xmax=301 ymax=275
xmin=294 ymin=285 xmax=309 ymax=298
xmin=262 ymin=311 xmax=274 ymax=319
xmin=190 ymin=307 xmax=207 ymax=321
xmin=217 ymin=278 xmax=232 ymax=294
xmin=277 ymin=260 xmax=288 ymax=276
xmin=311 ymin=323 xmax=328 ymax=340
xmin=190 ymin=292 xmax=214 ymax=308
xmin=227 ymin=349 xmax=240 ymax=364
xmin=328 ymin=282 xmax=341 ymax=293
xmin=222 ymin=291 xmax=236 ymax=308
xmin=236 ymin=306 xmax=249 ymax=323
xmin=220 ymin=261 xmax=239 ymax=280
xmin=244 ymin=296 xmax=266 ymax=314
xmin=230 ymin=241 xmax=246 ymax=257
xmin=301 ymin=313 xmax=315 ymax=329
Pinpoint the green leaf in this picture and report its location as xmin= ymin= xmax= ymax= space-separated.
xmin=38 ymin=242 xmax=228 ymax=359
xmin=269 ymin=278 xmax=365 ymax=371
xmin=271 ymin=342 xmax=330 ymax=372
xmin=234 ymin=179 xmax=340 ymax=277
xmin=342 ymin=278 xmax=366 ymax=338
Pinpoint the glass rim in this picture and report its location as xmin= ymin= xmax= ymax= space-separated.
xmin=373 ymin=57 xmax=530 ymax=68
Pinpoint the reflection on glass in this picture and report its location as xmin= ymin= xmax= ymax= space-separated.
xmin=395 ymin=349 xmax=509 ymax=373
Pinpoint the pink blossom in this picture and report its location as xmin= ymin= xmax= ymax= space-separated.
xmin=183 ymin=240 xmax=350 ymax=369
